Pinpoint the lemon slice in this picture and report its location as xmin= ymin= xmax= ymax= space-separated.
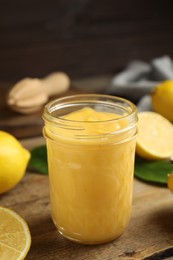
xmin=136 ymin=112 xmax=173 ymax=160
xmin=168 ymin=172 xmax=173 ymax=193
xmin=0 ymin=207 xmax=31 ymax=260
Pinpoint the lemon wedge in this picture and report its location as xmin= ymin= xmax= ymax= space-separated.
xmin=0 ymin=207 xmax=31 ymax=260
xmin=136 ymin=112 xmax=173 ymax=160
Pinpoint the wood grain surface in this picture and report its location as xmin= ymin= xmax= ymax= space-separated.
xmin=1 ymin=136 xmax=173 ymax=260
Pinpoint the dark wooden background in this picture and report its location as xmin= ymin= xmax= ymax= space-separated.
xmin=0 ymin=0 xmax=173 ymax=83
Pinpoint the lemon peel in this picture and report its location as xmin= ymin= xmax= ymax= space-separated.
xmin=136 ymin=112 xmax=173 ymax=160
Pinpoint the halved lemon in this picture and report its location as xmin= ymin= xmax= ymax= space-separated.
xmin=0 ymin=207 xmax=31 ymax=260
xmin=136 ymin=111 xmax=173 ymax=160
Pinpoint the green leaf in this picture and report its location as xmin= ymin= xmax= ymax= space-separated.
xmin=134 ymin=156 xmax=173 ymax=184
xmin=28 ymin=145 xmax=173 ymax=184
xmin=28 ymin=145 xmax=48 ymax=175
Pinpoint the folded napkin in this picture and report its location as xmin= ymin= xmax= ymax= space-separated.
xmin=106 ymin=55 xmax=173 ymax=111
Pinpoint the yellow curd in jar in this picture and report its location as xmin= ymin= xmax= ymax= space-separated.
xmin=44 ymin=106 xmax=137 ymax=244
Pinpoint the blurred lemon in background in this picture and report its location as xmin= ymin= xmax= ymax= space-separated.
xmin=0 ymin=130 xmax=30 ymax=194
xmin=151 ymin=80 xmax=173 ymax=122
xmin=136 ymin=112 xmax=173 ymax=160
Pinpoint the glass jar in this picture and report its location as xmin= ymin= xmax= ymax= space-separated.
xmin=43 ymin=94 xmax=138 ymax=244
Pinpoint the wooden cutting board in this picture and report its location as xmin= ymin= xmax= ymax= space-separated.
xmin=0 ymin=88 xmax=80 ymax=139
xmin=1 ymin=137 xmax=173 ymax=260
xmin=0 ymin=83 xmax=43 ymax=138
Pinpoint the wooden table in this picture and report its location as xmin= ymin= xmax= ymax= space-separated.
xmin=0 ymin=137 xmax=173 ymax=260
xmin=1 ymin=78 xmax=173 ymax=259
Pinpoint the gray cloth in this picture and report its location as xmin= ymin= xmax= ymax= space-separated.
xmin=106 ymin=55 xmax=173 ymax=111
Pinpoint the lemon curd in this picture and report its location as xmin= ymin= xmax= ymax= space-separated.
xmin=43 ymin=95 xmax=137 ymax=244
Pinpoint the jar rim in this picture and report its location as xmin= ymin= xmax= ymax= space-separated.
xmin=43 ymin=94 xmax=137 ymax=124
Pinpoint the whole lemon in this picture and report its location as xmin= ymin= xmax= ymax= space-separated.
xmin=0 ymin=131 xmax=30 ymax=194
xmin=151 ymin=80 xmax=173 ymax=122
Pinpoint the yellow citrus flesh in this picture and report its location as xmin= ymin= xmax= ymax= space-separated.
xmin=136 ymin=112 xmax=173 ymax=160
xmin=168 ymin=172 xmax=173 ymax=193
xmin=0 ymin=131 xmax=30 ymax=194
xmin=151 ymin=80 xmax=173 ymax=122
xmin=0 ymin=207 xmax=31 ymax=260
